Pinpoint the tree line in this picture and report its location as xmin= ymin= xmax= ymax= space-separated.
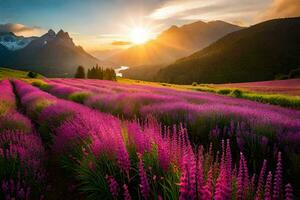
xmin=75 ymin=65 xmax=116 ymax=81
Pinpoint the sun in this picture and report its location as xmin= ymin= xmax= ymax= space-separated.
xmin=130 ymin=27 xmax=151 ymax=44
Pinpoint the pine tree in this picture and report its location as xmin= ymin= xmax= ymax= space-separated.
xmin=86 ymin=65 xmax=116 ymax=81
xmin=75 ymin=66 xmax=85 ymax=78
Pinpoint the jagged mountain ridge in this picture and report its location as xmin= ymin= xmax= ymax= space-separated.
xmin=0 ymin=29 xmax=108 ymax=77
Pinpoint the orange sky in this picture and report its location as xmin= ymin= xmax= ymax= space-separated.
xmin=0 ymin=0 xmax=299 ymax=52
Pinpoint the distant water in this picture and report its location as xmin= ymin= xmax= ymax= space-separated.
xmin=115 ymin=66 xmax=129 ymax=77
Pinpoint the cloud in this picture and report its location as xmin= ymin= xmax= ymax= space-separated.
xmin=0 ymin=23 xmax=45 ymax=36
xmin=259 ymin=0 xmax=300 ymax=20
xmin=148 ymin=0 xmax=270 ymax=25
xmin=111 ymin=40 xmax=132 ymax=46
xmin=149 ymin=0 xmax=214 ymax=20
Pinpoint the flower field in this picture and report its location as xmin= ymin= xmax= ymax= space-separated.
xmin=0 ymin=78 xmax=298 ymax=199
xmin=218 ymin=79 xmax=300 ymax=96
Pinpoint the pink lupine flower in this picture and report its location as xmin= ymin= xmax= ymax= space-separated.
xmin=264 ymin=171 xmax=273 ymax=200
xmin=273 ymin=152 xmax=282 ymax=200
xmin=225 ymin=139 xmax=232 ymax=175
xmin=127 ymin=122 xmax=151 ymax=154
xmin=284 ymin=183 xmax=293 ymax=200
xmin=17 ymin=188 xmax=25 ymax=199
xmin=179 ymin=149 xmax=196 ymax=200
xmin=105 ymin=175 xmax=119 ymax=198
xmin=196 ymin=147 xmax=204 ymax=192
xmin=237 ymin=153 xmax=244 ymax=199
xmin=242 ymin=154 xmax=249 ymax=191
xmin=220 ymin=140 xmax=225 ymax=170
xmin=214 ymin=168 xmax=231 ymax=200
xmin=255 ymin=160 xmax=267 ymax=200
xmin=157 ymin=138 xmax=171 ymax=171
xmin=215 ymin=140 xmax=232 ymax=200
xmin=237 ymin=152 xmax=250 ymax=198
xmin=138 ymin=157 xmax=150 ymax=199
xmin=200 ymin=184 xmax=212 ymax=200
xmin=123 ymin=184 xmax=132 ymax=200
xmin=116 ymin=138 xmax=130 ymax=174
xmin=250 ymin=174 xmax=256 ymax=194
xmin=2 ymin=181 xmax=8 ymax=193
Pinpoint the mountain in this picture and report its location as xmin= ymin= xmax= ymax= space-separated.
xmin=91 ymin=48 xmax=122 ymax=61
xmin=0 ymin=29 xmax=108 ymax=77
xmin=0 ymin=32 xmax=37 ymax=50
xmin=110 ymin=20 xmax=243 ymax=67
xmin=0 ymin=43 xmax=9 ymax=57
xmin=122 ymin=64 xmax=164 ymax=81
xmin=157 ymin=17 xmax=300 ymax=84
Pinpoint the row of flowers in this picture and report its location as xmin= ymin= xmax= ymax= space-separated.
xmin=0 ymin=80 xmax=46 ymax=199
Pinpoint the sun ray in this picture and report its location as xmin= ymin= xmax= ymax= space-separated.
xmin=130 ymin=27 xmax=151 ymax=44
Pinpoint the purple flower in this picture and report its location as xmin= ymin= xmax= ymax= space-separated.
xmin=273 ymin=152 xmax=282 ymax=200
xmin=264 ymin=171 xmax=273 ymax=200
xmin=179 ymin=148 xmax=196 ymax=200
xmin=123 ymin=184 xmax=132 ymax=200
xmin=105 ymin=175 xmax=119 ymax=198
xmin=285 ymin=183 xmax=293 ymax=200
xmin=116 ymin=137 xmax=130 ymax=174
xmin=138 ymin=156 xmax=150 ymax=200
xmin=255 ymin=159 xmax=267 ymax=200
xmin=127 ymin=122 xmax=152 ymax=154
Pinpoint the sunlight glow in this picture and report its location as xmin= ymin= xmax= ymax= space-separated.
xmin=130 ymin=27 xmax=151 ymax=44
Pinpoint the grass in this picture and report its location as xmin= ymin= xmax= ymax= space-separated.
xmin=0 ymin=67 xmax=44 ymax=80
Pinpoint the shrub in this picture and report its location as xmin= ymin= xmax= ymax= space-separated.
xmin=217 ymin=88 xmax=232 ymax=95
xmin=32 ymin=81 xmax=52 ymax=91
xmin=195 ymin=87 xmax=216 ymax=93
xmin=244 ymin=93 xmax=300 ymax=109
xmin=68 ymin=92 xmax=91 ymax=104
xmin=230 ymin=89 xmax=243 ymax=98
xmin=27 ymin=71 xmax=38 ymax=78
xmin=192 ymin=82 xmax=198 ymax=86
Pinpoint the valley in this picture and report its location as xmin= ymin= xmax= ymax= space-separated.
xmin=0 ymin=1 xmax=299 ymax=199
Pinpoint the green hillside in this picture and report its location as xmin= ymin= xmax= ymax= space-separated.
xmin=158 ymin=17 xmax=300 ymax=84
xmin=0 ymin=67 xmax=44 ymax=79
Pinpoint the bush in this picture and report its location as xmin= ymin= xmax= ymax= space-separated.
xmin=27 ymin=71 xmax=38 ymax=78
xmin=32 ymin=81 xmax=52 ymax=91
xmin=68 ymin=92 xmax=91 ymax=104
xmin=244 ymin=93 xmax=300 ymax=109
xmin=192 ymin=82 xmax=198 ymax=86
xmin=230 ymin=89 xmax=243 ymax=98
xmin=195 ymin=87 xmax=216 ymax=93
xmin=217 ymin=88 xmax=232 ymax=95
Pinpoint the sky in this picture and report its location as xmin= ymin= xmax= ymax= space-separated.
xmin=0 ymin=0 xmax=299 ymax=52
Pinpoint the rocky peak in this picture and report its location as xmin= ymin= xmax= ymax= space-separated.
xmin=57 ymin=29 xmax=71 ymax=39
xmin=54 ymin=29 xmax=74 ymax=48
xmin=41 ymin=29 xmax=56 ymax=40
xmin=47 ymin=29 xmax=56 ymax=36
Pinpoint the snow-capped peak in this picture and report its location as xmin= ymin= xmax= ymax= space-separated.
xmin=0 ymin=32 xmax=37 ymax=51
